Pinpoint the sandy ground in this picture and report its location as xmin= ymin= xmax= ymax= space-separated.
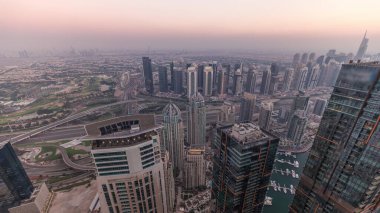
xmin=49 ymin=180 xmax=97 ymax=213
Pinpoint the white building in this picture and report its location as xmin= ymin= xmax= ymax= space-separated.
xmin=184 ymin=147 xmax=206 ymax=190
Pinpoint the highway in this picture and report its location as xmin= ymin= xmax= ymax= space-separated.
xmin=3 ymin=99 xmax=141 ymax=145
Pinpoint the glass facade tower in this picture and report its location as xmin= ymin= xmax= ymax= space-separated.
xmin=290 ymin=62 xmax=380 ymax=212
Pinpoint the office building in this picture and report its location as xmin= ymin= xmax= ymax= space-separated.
xmin=0 ymin=142 xmax=34 ymax=212
xmin=290 ymin=62 xmax=380 ymax=212
xmin=222 ymin=64 xmax=231 ymax=93
xmin=293 ymin=53 xmax=301 ymax=67
xmin=292 ymin=93 xmax=309 ymax=113
xmin=258 ymin=102 xmax=273 ymax=131
xmin=286 ymin=110 xmax=307 ymax=146
xmin=88 ymin=115 xmax=169 ymax=213
xmin=301 ymin=53 xmax=309 ymax=64
xmin=355 ymin=31 xmax=369 ymax=60
xmin=309 ymin=52 xmax=316 ymax=62
xmin=297 ymin=66 xmax=309 ymax=91
xmin=239 ymin=92 xmax=256 ymax=122
xmin=161 ymin=103 xmax=184 ymax=170
xmin=232 ymin=69 xmax=243 ymax=96
xmin=187 ymin=93 xmax=206 ymax=146
xmin=142 ymin=57 xmax=154 ymax=94
xmin=173 ymin=68 xmax=183 ymax=94
xmin=8 ymin=183 xmax=52 ymax=213
xmin=158 ymin=66 xmax=168 ymax=92
xmin=184 ymin=147 xmax=206 ymax=190
xmin=245 ymin=69 xmax=257 ymax=93
xmin=217 ymin=69 xmax=227 ymax=96
xmin=312 ymin=98 xmax=327 ymax=116
xmin=187 ymin=66 xmax=198 ymax=99
xmin=212 ymin=123 xmax=279 ymax=213
xmin=283 ymin=68 xmax=294 ymax=92
xmin=161 ymin=151 xmax=175 ymax=213
xmin=203 ymin=66 xmax=213 ymax=96
xmin=260 ymin=69 xmax=271 ymax=95
xmin=170 ymin=62 xmax=174 ymax=91
xmin=268 ymin=63 xmax=280 ymax=95
xmin=197 ymin=65 xmax=204 ymax=92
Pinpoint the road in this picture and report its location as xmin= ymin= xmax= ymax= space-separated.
xmin=2 ymin=99 xmax=140 ymax=145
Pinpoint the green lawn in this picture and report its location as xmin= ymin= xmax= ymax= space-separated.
xmin=35 ymin=146 xmax=60 ymax=162
xmin=65 ymin=147 xmax=89 ymax=158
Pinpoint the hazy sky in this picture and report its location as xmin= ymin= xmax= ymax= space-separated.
xmin=1 ymin=0 xmax=380 ymax=53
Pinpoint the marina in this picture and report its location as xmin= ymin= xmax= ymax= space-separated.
xmin=263 ymin=151 xmax=310 ymax=213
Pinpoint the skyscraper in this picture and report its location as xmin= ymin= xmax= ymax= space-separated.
xmin=301 ymin=53 xmax=309 ymax=64
xmin=260 ymin=69 xmax=271 ymax=95
xmin=239 ymin=92 xmax=256 ymax=122
xmin=283 ymin=68 xmax=294 ymax=92
xmin=158 ymin=66 xmax=168 ymax=92
xmin=312 ymin=98 xmax=327 ymax=116
xmin=173 ymin=68 xmax=183 ymax=94
xmin=184 ymin=147 xmax=206 ymax=190
xmin=245 ymin=69 xmax=257 ymax=93
xmin=258 ymin=102 xmax=273 ymax=131
xmin=161 ymin=103 xmax=185 ymax=170
xmin=268 ymin=63 xmax=280 ymax=95
xmin=187 ymin=66 xmax=198 ymax=99
xmin=203 ymin=66 xmax=213 ymax=96
xmin=308 ymin=52 xmax=316 ymax=62
xmin=0 ymin=142 xmax=34 ymax=212
xmin=170 ymin=62 xmax=175 ymax=91
xmin=217 ymin=69 xmax=227 ymax=96
xmin=293 ymin=53 xmax=301 ymax=67
xmin=290 ymin=62 xmax=380 ymax=212
xmin=222 ymin=64 xmax=231 ymax=93
xmin=187 ymin=93 xmax=206 ymax=146
xmin=286 ymin=110 xmax=307 ymax=147
xmin=89 ymin=115 xmax=169 ymax=213
xmin=212 ymin=123 xmax=279 ymax=213
xmin=232 ymin=68 xmax=243 ymax=96
xmin=355 ymin=31 xmax=369 ymax=60
xmin=142 ymin=57 xmax=154 ymax=94
xmin=197 ymin=65 xmax=204 ymax=92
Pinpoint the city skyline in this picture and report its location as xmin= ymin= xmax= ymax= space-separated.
xmin=1 ymin=0 xmax=380 ymax=52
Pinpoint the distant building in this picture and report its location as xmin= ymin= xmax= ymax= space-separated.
xmin=187 ymin=66 xmax=198 ymax=99
xmin=187 ymin=93 xmax=206 ymax=146
xmin=292 ymin=53 xmax=301 ymax=67
xmin=308 ymin=52 xmax=316 ymax=62
xmin=292 ymin=93 xmax=309 ymax=112
xmin=89 ymin=115 xmax=169 ymax=213
xmin=300 ymin=53 xmax=308 ymax=64
xmin=232 ymin=68 xmax=243 ymax=96
xmin=212 ymin=123 xmax=279 ymax=213
xmin=170 ymin=62 xmax=175 ymax=91
xmin=197 ymin=65 xmax=204 ymax=92
xmin=245 ymin=69 xmax=256 ymax=93
xmin=142 ymin=57 xmax=154 ymax=94
xmin=290 ymin=62 xmax=380 ymax=212
xmin=312 ymin=98 xmax=327 ymax=116
xmin=268 ymin=63 xmax=280 ymax=95
xmin=217 ymin=69 xmax=227 ymax=96
xmin=260 ymin=69 xmax=271 ymax=95
xmin=0 ymin=142 xmax=34 ymax=212
xmin=283 ymin=68 xmax=294 ymax=92
xmin=161 ymin=151 xmax=175 ymax=213
xmin=203 ymin=66 xmax=213 ymax=97
xmin=258 ymin=102 xmax=273 ymax=131
xmin=158 ymin=66 xmax=168 ymax=92
xmin=184 ymin=147 xmax=206 ymax=190
xmin=355 ymin=31 xmax=369 ymax=60
xmin=173 ymin=68 xmax=183 ymax=94
xmin=239 ymin=92 xmax=256 ymax=122
xmin=8 ymin=183 xmax=52 ymax=213
xmin=222 ymin=64 xmax=231 ymax=93
xmin=161 ymin=103 xmax=185 ymax=170
xmin=286 ymin=110 xmax=307 ymax=146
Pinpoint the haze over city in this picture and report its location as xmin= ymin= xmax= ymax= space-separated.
xmin=1 ymin=0 xmax=380 ymax=52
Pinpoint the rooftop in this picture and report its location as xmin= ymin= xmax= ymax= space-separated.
xmin=91 ymin=129 xmax=159 ymax=150
xmin=223 ymin=123 xmax=270 ymax=144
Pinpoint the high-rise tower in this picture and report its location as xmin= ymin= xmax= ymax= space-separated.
xmin=212 ymin=123 xmax=279 ymax=213
xmin=142 ymin=57 xmax=154 ymax=94
xmin=89 ymin=115 xmax=169 ymax=213
xmin=355 ymin=31 xmax=369 ymax=60
xmin=161 ymin=103 xmax=185 ymax=170
xmin=258 ymin=102 xmax=273 ymax=131
xmin=184 ymin=147 xmax=206 ymax=190
xmin=187 ymin=66 xmax=198 ymax=99
xmin=187 ymin=93 xmax=206 ymax=146
xmin=239 ymin=92 xmax=256 ymax=122
xmin=245 ymin=69 xmax=257 ymax=94
xmin=286 ymin=110 xmax=307 ymax=147
xmin=158 ymin=66 xmax=168 ymax=92
xmin=290 ymin=62 xmax=380 ymax=213
xmin=203 ymin=66 xmax=214 ymax=97
xmin=260 ymin=69 xmax=271 ymax=95
xmin=0 ymin=142 xmax=34 ymax=212
xmin=232 ymin=68 xmax=243 ymax=96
